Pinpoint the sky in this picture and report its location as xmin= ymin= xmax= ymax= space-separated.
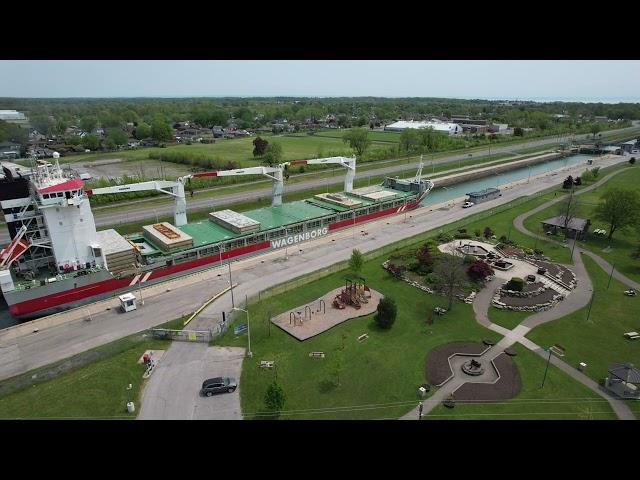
xmin=0 ymin=60 xmax=639 ymax=102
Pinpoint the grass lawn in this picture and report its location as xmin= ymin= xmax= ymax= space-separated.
xmin=425 ymin=343 xmax=617 ymax=419
xmin=0 ymin=316 xmax=186 ymax=419
xmin=215 ymin=254 xmax=501 ymax=420
xmin=55 ymin=135 xmax=385 ymax=167
xmin=488 ymin=307 xmax=532 ymax=330
xmin=522 ymin=163 xmax=640 ymax=283
xmin=526 ymin=254 xmax=640 ymax=394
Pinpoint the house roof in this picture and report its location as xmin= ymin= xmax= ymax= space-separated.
xmin=541 ymin=216 xmax=590 ymax=231
xmin=608 ymin=363 xmax=640 ymax=383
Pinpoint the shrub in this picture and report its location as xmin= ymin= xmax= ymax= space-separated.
xmin=457 ymin=228 xmax=467 ymax=234
xmin=264 ymin=381 xmax=285 ymax=415
xmin=562 ymin=176 xmax=574 ymax=189
xmin=474 ymin=229 xmax=481 ymax=237
xmin=424 ymin=272 xmax=439 ymax=284
xmin=592 ymin=166 xmax=600 ymax=177
xmin=506 ymin=277 xmax=524 ymax=291
xmin=463 ymin=255 xmax=476 ymax=264
xmin=416 ymin=243 xmax=435 ymax=269
xmin=436 ymin=232 xmax=453 ymax=243
xmin=534 ymin=248 xmax=544 ymax=255
xmin=483 ymin=227 xmax=494 ymax=239
xmin=467 ymin=260 xmax=494 ymax=282
xmin=574 ymin=176 xmax=582 ymax=185
xmin=386 ymin=263 xmax=406 ymax=278
xmin=499 ymin=235 xmax=508 ymax=243
xmin=630 ymin=157 xmax=636 ymax=165
xmin=375 ymin=297 xmax=397 ymax=329
xmin=407 ymin=261 xmax=421 ymax=272
xmin=454 ymin=232 xmax=471 ymax=239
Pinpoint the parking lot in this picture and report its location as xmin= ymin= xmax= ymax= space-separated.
xmin=138 ymin=344 xmax=245 ymax=420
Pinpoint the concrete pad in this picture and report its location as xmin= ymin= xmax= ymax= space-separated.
xmin=271 ymin=287 xmax=382 ymax=341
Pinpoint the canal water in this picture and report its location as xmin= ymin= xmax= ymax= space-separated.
xmin=422 ymin=153 xmax=593 ymax=206
xmin=0 ymin=153 xmax=594 ymax=329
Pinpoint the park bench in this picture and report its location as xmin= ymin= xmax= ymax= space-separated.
xmin=357 ymin=333 xmax=369 ymax=342
xmin=624 ymin=332 xmax=640 ymax=340
xmin=309 ymin=352 xmax=325 ymax=359
xmin=259 ymin=360 xmax=275 ymax=368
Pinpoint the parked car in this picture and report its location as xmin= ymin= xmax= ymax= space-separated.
xmin=79 ymin=172 xmax=92 ymax=180
xmin=462 ymin=201 xmax=474 ymax=208
xmin=201 ymin=377 xmax=237 ymax=396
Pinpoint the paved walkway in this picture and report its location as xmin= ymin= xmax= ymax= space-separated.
xmin=403 ymin=164 xmax=637 ymax=420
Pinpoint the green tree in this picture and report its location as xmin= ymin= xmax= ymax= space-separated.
xmin=264 ymin=381 xmax=285 ymax=417
xmin=262 ymin=142 xmax=283 ymax=166
xmin=80 ymin=116 xmax=98 ymax=133
xmin=594 ymin=188 xmax=640 ymax=241
xmin=432 ymin=247 xmax=467 ymax=310
xmin=399 ymin=128 xmax=419 ymax=152
xmin=342 ymin=128 xmax=371 ymax=157
xmin=375 ymin=296 xmax=397 ymax=329
xmin=135 ymin=122 xmax=151 ymax=139
xmin=252 ymin=136 xmax=269 ymax=157
xmin=349 ymin=249 xmax=364 ymax=275
xmin=151 ymin=117 xmax=173 ymax=142
xmin=590 ymin=123 xmax=602 ymax=138
xmin=81 ymin=134 xmax=100 ymax=151
xmin=328 ymin=350 xmax=345 ymax=387
xmin=107 ymin=128 xmax=128 ymax=146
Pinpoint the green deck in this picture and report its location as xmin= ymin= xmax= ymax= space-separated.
xmin=137 ymin=186 xmax=417 ymax=252
xmin=178 ymin=200 xmax=336 ymax=248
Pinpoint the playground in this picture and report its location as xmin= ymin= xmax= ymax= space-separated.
xmin=271 ymin=278 xmax=383 ymax=341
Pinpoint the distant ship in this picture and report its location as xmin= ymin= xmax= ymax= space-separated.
xmin=0 ymin=154 xmax=433 ymax=320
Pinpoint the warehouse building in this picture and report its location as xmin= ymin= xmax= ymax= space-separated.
xmin=0 ymin=110 xmax=28 ymax=125
xmin=384 ymin=120 xmax=462 ymax=136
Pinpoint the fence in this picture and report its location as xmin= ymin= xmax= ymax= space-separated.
xmin=150 ymin=328 xmax=213 ymax=343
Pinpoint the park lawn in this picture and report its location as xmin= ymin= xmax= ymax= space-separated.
xmin=0 ymin=316 xmax=186 ymax=419
xmin=488 ymin=307 xmax=532 ymax=330
xmin=458 ymin=190 xmax=574 ymax=264
xmin=522 ymin=163 xmax=640 ymax=283
xmin=0 ymin=337 xmax=170 ymax=419
xmin=215 ymin=255 xmax=501 ymax=420
xmin=56 ymin=135 xmax=386 ymax=167
xmin=526 ymin=254 xmax=640 ymax=393
xmin=425 ymin=343 xmax=617 ymax=420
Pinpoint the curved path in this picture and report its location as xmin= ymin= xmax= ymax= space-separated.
xmin=510 ymin=166 xmax=636 ymax=420
xmin=405 ymin=166 xmax=637 ymax=420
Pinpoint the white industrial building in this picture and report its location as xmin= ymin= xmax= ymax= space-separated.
xmin=384 ymin=120 xmax=462 ymax=136
xmin=0 ymin=110 xmax=28 ymax=124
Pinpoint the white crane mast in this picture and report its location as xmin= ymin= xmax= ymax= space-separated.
xmin=283 ymin=156 xmax=356 ymax=197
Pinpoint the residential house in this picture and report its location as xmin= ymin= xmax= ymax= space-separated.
xmin=212 ymin=126 xmax=225 ymax=138
xmin=127 ymin=138 xmax=141 ymax=148
xmin=0 ymin=142 xmax=22 ymax=159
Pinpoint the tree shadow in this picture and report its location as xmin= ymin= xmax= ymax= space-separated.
xmin=318 ymin=379 xmax=337 ymax=394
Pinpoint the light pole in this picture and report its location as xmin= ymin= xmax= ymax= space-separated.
xmin=540 ymin=347 xmax=552 ymax=388
xmin=227 ymin=260 xmax=235 ymax=309
xmin=607 ymin=263 xmax=615 ymax=289
xmin=232 ymin=307 xmax=252 ymax=358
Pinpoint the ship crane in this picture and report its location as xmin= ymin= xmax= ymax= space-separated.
xmin=283 ymin=157 xmax=356 ymax=199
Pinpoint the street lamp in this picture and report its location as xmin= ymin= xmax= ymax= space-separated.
xmin=227 ymin=259 xmax=235 ymax=309
xmin=232 ymin=307 xmax=252 ymax=358
xmin=540 ymin=346 xmax=553 ymax=388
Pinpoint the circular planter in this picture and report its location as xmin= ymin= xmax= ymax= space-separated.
xmin=504 ymin=348 xmax=518 ymax=357
xmin=483 ymin=338 xmax=496 ymax=346
xmin=443 ymin=399 xmax=456 ymax=409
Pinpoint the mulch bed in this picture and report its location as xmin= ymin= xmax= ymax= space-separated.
xmin=453 ymin=353 xmax=522 ymax=401
xmin=499 ymin=287 xmax=557 ymax=307
xmin=426 ymin=342 xmax=488 ymax=386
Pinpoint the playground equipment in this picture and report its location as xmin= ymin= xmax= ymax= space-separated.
xmin=333 ymin=277 xmax=371 ymax=310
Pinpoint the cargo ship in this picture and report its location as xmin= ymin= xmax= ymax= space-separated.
xmin=0 ymin=154 xmax=433 ymax=320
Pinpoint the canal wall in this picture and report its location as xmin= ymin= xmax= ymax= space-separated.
xmin=431 ymin=152 xmax=570 ymax=188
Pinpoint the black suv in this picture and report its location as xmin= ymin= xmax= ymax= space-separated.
xmin=201 ymin=377 xmax=237 ymax=396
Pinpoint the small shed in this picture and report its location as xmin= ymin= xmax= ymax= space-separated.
xmin=541 ymin=216 xmax=591 ymax=240
xmin=119 ymin=293 xmax=137 ymax=312
xmin=604 ymin=363 xmax=640 ymax=399
xmin=466 ymin=187 xmax=501 ymax=204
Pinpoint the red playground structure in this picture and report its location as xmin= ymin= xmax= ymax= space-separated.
xmin=333 ymin=277 xmax=371 ymax=310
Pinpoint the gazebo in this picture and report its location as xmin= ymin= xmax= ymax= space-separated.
xmin=604 ymin=363 xmax=640 ymax=399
